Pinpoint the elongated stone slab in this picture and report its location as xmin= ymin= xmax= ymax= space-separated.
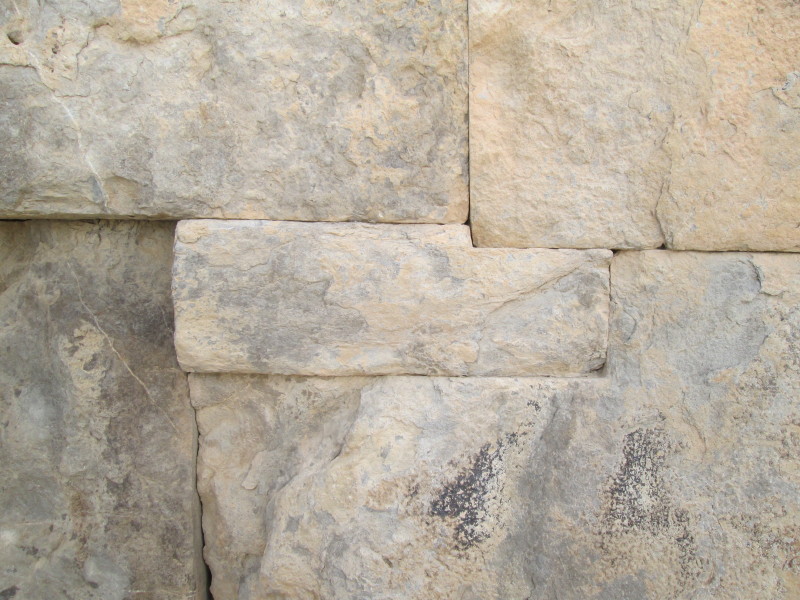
xmin=470 ymin=0 xmax=799 ymax=251
xmin=191 ymin=374 xmax=605 ymax=600
xmin=0 ymin=221 xmax=203 ymax=599
xmin=0 ymin=0 xmax=467 ymax=222
xmin=173 ymin=220 xmax=611 ymax=376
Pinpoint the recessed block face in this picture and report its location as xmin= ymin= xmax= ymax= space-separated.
xmin=0 ymin=0 xmax=467 ymax=222
xmin=470 ymin=0 xmax=800 ymax=251
xmin=191 ymin=374 xmax=605 ymax=600
xmin=0 ymin=221 xmax=202 ymax=599
xmin=172 ymin=220 xmax=611 ymax=376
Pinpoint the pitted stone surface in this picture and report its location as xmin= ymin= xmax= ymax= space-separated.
xmin=0 ymin=221 xmax=202 ymax=598
xmin=172 ymin=220 xmax=611 ymax=376
xmin=0 ymin=0 xmax=467 ymax=222
xmin=191 ymin=374 xmax=602 ymax=600
xmin=470 ymin=0 xmax=799 ymax=251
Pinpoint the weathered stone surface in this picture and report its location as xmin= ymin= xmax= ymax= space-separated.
xmin=470 ymin=0 xmax=799 ymax=251
xmin=658 ymin=0 xmax=800 ymax=251
xmin=0 ymin=221 xmax=203 ymax=599
xmin=173 ymin=220 xmax=611 ymax=376
xmin=194 ymin=250 xmax=800 ymax=599
xmin=0 ymin=0 xmax=467 ymax=222
xmin=524 ymin=251 xmax=800 ymax=598
xmin=191 ymin=374 xmax=603 ymax=600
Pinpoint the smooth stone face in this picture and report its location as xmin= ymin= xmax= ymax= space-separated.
xmin=0 ymin=221 xmax=203 ymax=599
xmin=172 ymin=220 xmax=611 ymax=376
xmin=470 ymin=0 xmax=799 ymax=251
xmin=192 ymin=374 xmax=604 ymax=600
xmin=0 ymin=0 xmax=467 ymax=222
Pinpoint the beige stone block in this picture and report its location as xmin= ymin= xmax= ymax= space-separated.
xmin=470 ymin=0 xmax=799 ymax=251
xmin=193 ymin=250 xmax=800 ymax=599
xmin=0 ymin=0 xmax=467 ymax=222
xmin=0 ymin=221 xmax=203 ymax=598
xmin=191 ymin=374 xmax=604 ymax=600
xmin=172 ymin=220 xmax=611 ymax=376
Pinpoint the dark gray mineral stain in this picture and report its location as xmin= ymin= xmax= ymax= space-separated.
xmin=428 ymin=431 xmax=525 ymax=551
xmin=600 ymin=427 xmax=701 ymax=586
xmin=0 ymin=586 xmax=19 ymax=599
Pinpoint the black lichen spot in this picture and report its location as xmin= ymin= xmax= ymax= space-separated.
xmin=428 ymin=431 xmax=524 ymax=551
xmin=429 ymin=442 xmax=502 ymax=550
xmin=604 ymin=428 xmax=672 ymax=532
xmin=0 ymin=586 xmax=19 ymax=599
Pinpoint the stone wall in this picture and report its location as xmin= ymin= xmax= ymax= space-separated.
xmin=1 ymin=1 xmax=798 ymax=599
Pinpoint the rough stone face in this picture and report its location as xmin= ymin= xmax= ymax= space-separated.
xmin=525 ymin=251 xmax=800 ymax=598
xmin=470 ymin=0 xmax=799 ymax=251
xmin=658 ymin=0 xmax=800 ymax=251
xmin=172 ymin=220 xmax=611 ymax=376
xmin=191 ymin=374 xmax=603 ymax=600
xmin=194 ymin=250 xmax=800 ymax=599
xmin=0 ymin=221 xmax=203 ymax=599
xmin=0 ymin=0 xmax=467 ymax=222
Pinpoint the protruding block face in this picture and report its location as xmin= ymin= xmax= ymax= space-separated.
xmin=0 ymin=221 xmax=202 ymax=598
xmin=172 ymin=220 xmax=611 ymax=376
xmin=0 ymin=0 xmax=468 ymax=222
xmin=470 ymin=0 xmax=799 ymax=251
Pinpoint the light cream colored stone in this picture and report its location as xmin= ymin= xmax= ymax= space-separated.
xmin=0 ymin=0 xmax=467 ymax=222
xmin=191 ymin=374 xmax=603 ymax=600
xmin=470 ymin=0 xmax=799 ymax=251
xmin=0 ymin=221 xmax=204 ymax=599
xmin=469 ymin=0 xmax=678 ymax=249
xmin=193 ymin=250 xmax=800 ymax=599
xmin=658 ymin=0 xmax=800 ymax=251
xmin=172 ymin=220 xmax=611 ymax=376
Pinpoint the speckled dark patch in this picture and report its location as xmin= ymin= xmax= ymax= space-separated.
xmin=600 ymin=427 xmax=702 ymax=586
xmin=428 ymin=431 xmax=526 ymax=551
xmin=0 ymin=586 xmax=19 ymax=600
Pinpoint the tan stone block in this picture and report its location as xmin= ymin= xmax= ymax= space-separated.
xmin=172 ymin=220 xmax=611 ymax=376
xmin=0 ymin=0 xmax=467 ymax=222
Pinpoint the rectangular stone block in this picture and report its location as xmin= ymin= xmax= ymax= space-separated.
xmin=470 ymin=0 xmax=799 ymax=251
xmin=191 ymin=373 xmax=606 ymax=600
xmin=0 ymin=0 xmax=467 ymax=222
xmin=0 ymin=221 xmax=203 ymax=599
xmin=172 ymin=220 xmax=610 ymax=376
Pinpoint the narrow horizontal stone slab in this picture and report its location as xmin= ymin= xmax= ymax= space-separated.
xmin=470 ymin=0 xmax=799 ymax=251
xmin=0 ymin=0 xmax=467 ymax=222
xmin=0 ymin=221 xmax=202 ymax=598
xmin=191 ymin=374 xmax=606 ymax=600
xmin=173 ymin=221 xmax=611 ymax=376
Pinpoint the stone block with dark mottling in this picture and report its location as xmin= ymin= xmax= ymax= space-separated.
xmin=0 ymin=221 xmax=203 ymax=599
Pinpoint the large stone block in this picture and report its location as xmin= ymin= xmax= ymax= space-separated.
xmin=0 ymin=221 xmax=203 ymax=599
xmin=191 ymin=374 xmax=603 ymax=600
xmin=172 ymin=220 xmax=611 ymax=376
xmin=0 ymin=0 xmax=467 ymax=222
xmin=470 ymin=0 xmax=799 ymax=251
xmin=194 ymin=250 xmax=800 ymax=599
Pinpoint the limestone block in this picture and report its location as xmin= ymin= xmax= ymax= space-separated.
xmin=194 ymin=251 xmax=800 ymax=599
xmin=191 ymin=374 xmax=604 ymax=600
xmin=658 ymin=0 xmax=800 ymax=251
xmin=172 ymin=220 xmax=611 ymax=376
xmin=469 ymin=0 xmax=677 ymax=249
xmin=470 ymin=0 xmax=799 ymax=251
xmin=524 ymin=251 xmax=800 ymax=598
xmin=0 ymin=221 xmax=203 ymax=599
xmin=0 ymin=0 xmax=467 ymax=222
